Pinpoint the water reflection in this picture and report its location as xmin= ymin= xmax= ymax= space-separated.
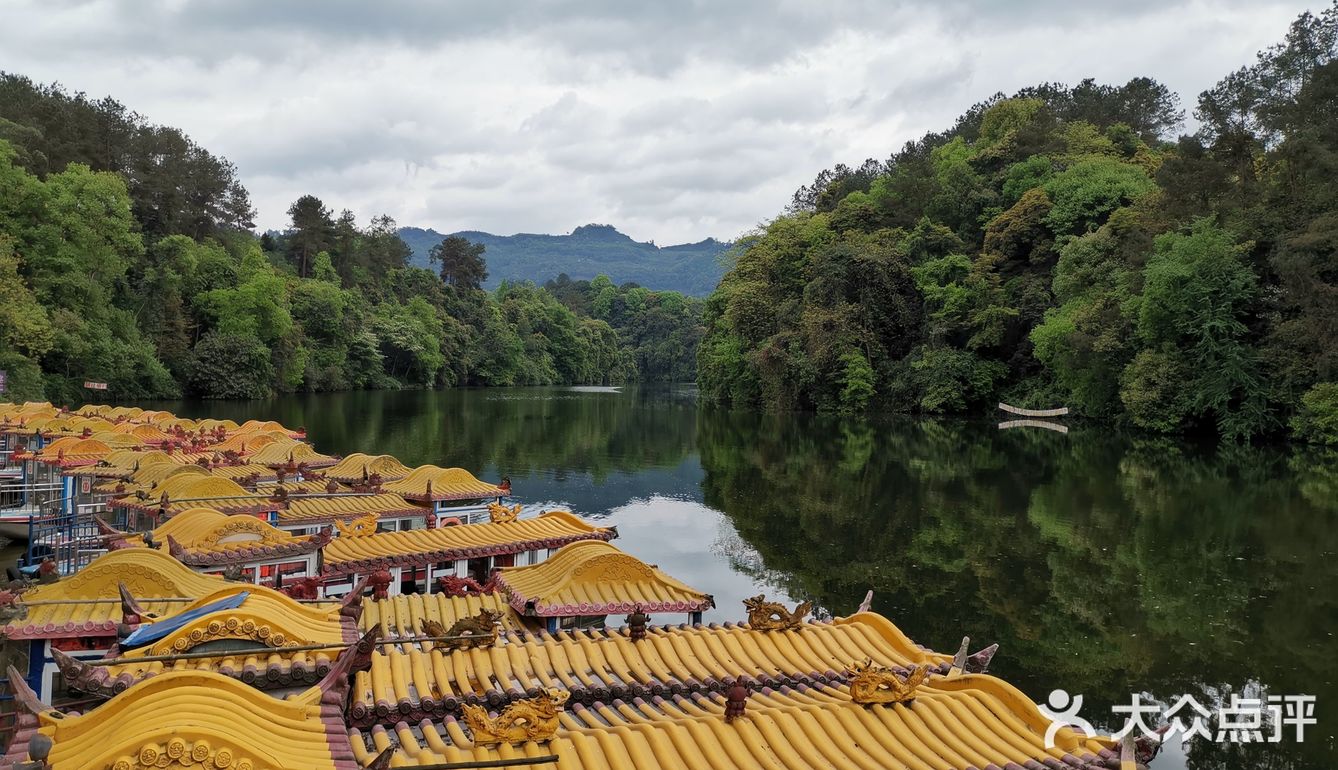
xmin=700 ymin=409 xmax=1337 ymax=769
xmin=145 ymin=388 xmax=1335 ymax=768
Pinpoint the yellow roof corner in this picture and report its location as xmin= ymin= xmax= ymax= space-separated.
xmin=497 ymin=540 xmax=712 ymax=617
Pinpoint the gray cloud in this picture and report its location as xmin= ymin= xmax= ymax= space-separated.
xmin=0 ymin=0 xmax=1312 ymax=244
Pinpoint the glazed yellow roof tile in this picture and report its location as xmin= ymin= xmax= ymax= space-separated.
xmin=79 ymin=648 xmax=343 ymax=692
xmin=25 ymin=548 xmax=230 ymax=600
xmin=323 ymin=510 xmax=615 ymax=575
xmin=110 ymin=587 xmax=350 ymax=661
xmin=7 ymin=670 xmax=347 ymax=770
xmin=196 ymin=418 xmax=241 ymax=432
xmin=41 ymin=416 xmax=119 ymax=437
xmin=361 ymin=592 xmax=522 ymax=637
xmin=30 ymin=435 xmax=82 ymax=454
xmin=33 ymin=437 xmax=114 ymax=466
xmin=350 ymin=674 xmax=1117 ymax=770
xmin=279 ymin=493 xmax=423 ymax=523
xmin=111 ymin=422 xmax=176 ymax=444
xmin=247 ymin=440 xmax=338 ymax=468
xmin=265 ymin=479 xmax=340 ymax=495
xmin=348 ymin=613 xmax=951 ymax=722
xmin=147 ymin=506 xmax=325 ymax=557
xmin=323 ymin=453 xmax=415 ymax=483
xmin=85 ymin=430 xmax=147 ymax=448
xmin=0 ymin=413 xmax=58 ymax=435
xmin=66 ymin=449 xmax=175 ymax=479
xmin=134 ymin=409 xmax=172 ymax=422
xmin=101 ymin=462 xmax=212 ymax=495
xmin=2 ymin=549 xmax=233 ymax=639
xmin=498 ymin=541 xmax=712 ymax=617
xmin=117 ymin=475 xmax=270 ymax=516
xmin=382 ymin=464 xmax=506 ymax=501
xmin=210 ymin=430 xmax=289 ymax=454
xmin=1 ymin=401 xmax=54 ymax=416
xmin=208 ymin=462 xmax=278 ymax=483
xmin=238 ymin=418 xmax=300 ymax=434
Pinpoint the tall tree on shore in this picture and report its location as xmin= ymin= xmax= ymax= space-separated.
xmin=429 ymin=235 xmax=488 ymax=290
xmin=286 ymin=195 xmax=334 ymax=278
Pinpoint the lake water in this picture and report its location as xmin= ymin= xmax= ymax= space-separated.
xmin=143 ymin=385 xmax=1334 ymax=769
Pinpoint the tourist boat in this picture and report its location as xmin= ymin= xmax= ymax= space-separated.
xmin=0 ymin=401 xmax=1161 ymax=770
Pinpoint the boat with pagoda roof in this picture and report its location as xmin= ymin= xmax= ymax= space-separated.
xmin=0 ymin=400 xmax=1166 ymax=770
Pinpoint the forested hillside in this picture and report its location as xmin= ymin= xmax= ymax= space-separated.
xmin=0 ymin=75 xmax=703 ymax=402
xmin=398 ymin=224 xmax=729 ymax=296
xmin=699 ymin=5 xmax=1338 ymax=443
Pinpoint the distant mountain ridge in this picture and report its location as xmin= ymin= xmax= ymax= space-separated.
xmin=398 ymin=223 xmax=730 ymax=296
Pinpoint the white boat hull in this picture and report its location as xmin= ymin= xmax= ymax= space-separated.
xmin=0 ymin=516 xmax=33 ymax=540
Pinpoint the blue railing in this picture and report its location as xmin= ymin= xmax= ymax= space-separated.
xmin=24 ymin=502 xmax=105 ymax=575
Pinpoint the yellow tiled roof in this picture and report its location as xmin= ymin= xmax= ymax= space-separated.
xmin=247 ymin=440 xmax=338 ymax=468
xmin=2 ymin=549 xmax=345 ymax=642
xmin=2 ymin=549 xmax=233 ymax=639
xmin=237 ymin=419 xmax=302 ymax=436
xmin=382 ymin=464 xmax=506 ymax=501
xmin=261 ymin=479 xmax=338 ymax=496
xmin=497 ymin=540 xmax=712 ymax=616
xmin=207 ymin=462 xmax=277 ymax=483
xmin=102 ymin=463 xmax=212 ymax=496
xmin=361 ymin=592 xmax=522 ymax=638
xmin=5 ymin=669 xmax=348 ymax=770
xmin=85 ymin=431 xmax=148 ymax=449
xmin=196 ymin=418 xmax=241 ymax=432
xmin=209 ymin=430 xmax=289 ymax=454
xmin=134 ymin=409 xmax=173 ymax=423
xmin=348 ymin=612 xmax=951 ymax=724
xmin=118 ymin=475 xmax=273 ymax=517
xmin=161 ymin=416 xmax=199 ymax=431
xmin=322 ymin=452 xmax=414 ymax=483
xmin=278 ymin=492 xmax=422 ymax=524
xmin=0 ymin=401 xmax=54 ymax=419
xmin=112 ymin=587 xmax=350 ymax=659
xmin=323 ymin=510 xmax=615 ymax=575
xmin=66 ymin=449 xmax=174 ymax=479
xmin=350 ymin=673 xmax=1117 ymax=770
xmin=111 ymin=422 xmax=176 ymax=444
xmin=147 ymin=507 xmax=327 ymax=564
xmin=41 ymin=416 xmax=119 ymax=437
xmin=34 ymin=438 xmax=116 ymax=467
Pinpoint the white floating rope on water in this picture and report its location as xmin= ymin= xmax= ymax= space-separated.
xmin=997 ymin=419 xmax=1069 ymax=434
xmin=997 ymin=402 xmax=1070 ymax=418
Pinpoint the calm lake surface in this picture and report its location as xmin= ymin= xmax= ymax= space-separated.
xmin=145 ymin=386 xmax=1335 ymax=769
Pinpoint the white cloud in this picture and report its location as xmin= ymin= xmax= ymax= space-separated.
xmin=0 ymin=0 xmax=1310 ymax=243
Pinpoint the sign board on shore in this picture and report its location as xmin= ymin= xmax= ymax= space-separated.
xmin=0 ymin=369 xmax=6 ymax=393
xmin=83 ymin=381 xmax=109 ymax=391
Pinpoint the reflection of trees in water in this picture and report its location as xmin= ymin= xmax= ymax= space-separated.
xmin=709 ymin=523 xmax=796 ymax=602
xmin=151 ymin=387 xmax=699 ymax=481
xmin=699 ymin=410 xmax=1336 ymax=769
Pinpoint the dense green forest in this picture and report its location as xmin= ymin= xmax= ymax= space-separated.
xmin=0 ymin=74 xmax=703 ymax=403
xmin=698 ymin=6 xmax=1338 ymax=443
xmin=398 ymin=224 xmax=729 ymax=296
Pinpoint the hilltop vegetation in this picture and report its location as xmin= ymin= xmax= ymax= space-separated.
xmin=398 ymin=224 xmax=729 ymax=296
xmin=0 ymin=75 xmax=703 ymax=402
xmin=699 ymin=5 xmax=1338 ymax=442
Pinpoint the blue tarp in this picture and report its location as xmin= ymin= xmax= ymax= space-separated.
xmin=120 ymin=591 xmax=250 ymax=649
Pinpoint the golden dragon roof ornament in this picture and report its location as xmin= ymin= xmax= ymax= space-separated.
xmin=486 ymin=501 xmax=521 ymax=524
xmin=461 ymin=689 xmax=570 ymax=745
xmin=847 ymin=659 xmax=929 ymax=704
xmin=742 ymin=594 xmax=811 ymax=631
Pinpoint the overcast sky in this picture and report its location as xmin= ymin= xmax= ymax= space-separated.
xmin=1 ymin=0 xmax=1312 ymax=244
